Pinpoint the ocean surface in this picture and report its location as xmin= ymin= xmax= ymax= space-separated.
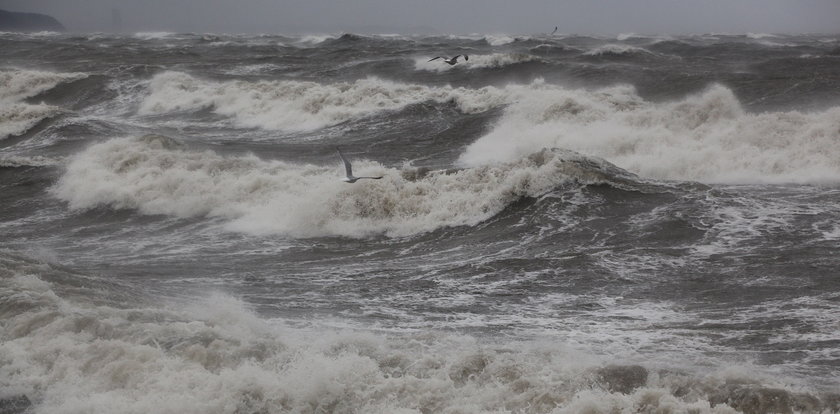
xmin=1 ymin=30 xmax=840 ymax=413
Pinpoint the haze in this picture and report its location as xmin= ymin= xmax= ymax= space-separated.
xmin=2 ymin=0 xmax=839 ymax=34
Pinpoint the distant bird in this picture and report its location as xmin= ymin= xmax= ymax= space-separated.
xmin=428 ymin=55 xmax=469 ymax=65
xmin=551 ymin=26 xmax=558 ymax=35
xmin=336 ymin=147 xmax=383 ymax=183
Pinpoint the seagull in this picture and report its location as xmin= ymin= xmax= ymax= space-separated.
xmin=428 ymin=55 xmax=469 ymax=65
xmin=336 ymin=147 xmax=383 ymax=183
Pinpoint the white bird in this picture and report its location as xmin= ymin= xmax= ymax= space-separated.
xmin=428 ymin=55 xmax=469 ymax=65
xmin=336 ymin=147 xmax=383 ymax=183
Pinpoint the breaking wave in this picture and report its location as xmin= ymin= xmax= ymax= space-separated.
xmin=0 ymin=154 xmax=60 ymax=168
xmin=0 ymin=69 xmax=88 ymax=102
xmin=483 ymin=34 xmax=516 ymax=46
xmin=133 ymin=31 xmax=177 ymax=40
xmin=583 ymin=44 xmax=656 ymax=56
xmin=296 ymin=34 xmax=337 ymax=45
xmin=2 ymin=254 xmax=837 ymax=414
xmin=0 ymin=69 xmax=87 ymax=140
xmin=137 ymin=73 xmax=840 ymax=185
xmin=414 ymin=53 xmax=542 ymax=72
xmin=0 ymin=103 xmax=59 ymax=140
xmin=138 ymin=72 xmax=509 ymax=132
xmin=616 ymin=33 xmax=641 ymax=41
xmin=746 ymin=32 xmax=778 ymax=39
xmin=52 ymin=135 xmax=627 ymax=238
xmin=220 ymin=63 xmax=285 ymax=76
xmin=459 ymin=83 xmax=840 ymax=184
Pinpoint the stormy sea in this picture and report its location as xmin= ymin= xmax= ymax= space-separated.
xmin=1 ymin=30 xmax=840 ymax=413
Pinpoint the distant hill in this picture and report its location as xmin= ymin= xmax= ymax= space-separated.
xmin=0 ymin=9 xmax=66 ymax=32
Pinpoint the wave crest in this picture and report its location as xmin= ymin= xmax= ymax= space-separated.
xmin=0 ymin=69 xmax=86 ymax=139
xmin=296 ymin=34 xmax=337 ymax=44
xmin=483 ymin=34 xmax=516 ymax=46
xmin=414 ymin=53 xmax=542 ymax=72
xmin=52 ymin=135 xmax=627 ymax=237
xmin=0 ymin=68 xmax=87 ymax=103
xmin=139 ymin=72 xmax=509 ymax=131
xmin=0 ymin=103 xmax=60 ymax=140
xmin=459 ymin=83 xmax=840 ymax=184
xmin=0 ymin=154 xmax=60 ymax=168
xmin=133 ymin=31 xmax=176 ymax=40
xmin=2 ymin=254 xmax=836 ymax=414
xmin=583 ymin=44 xmax=655 ymax=56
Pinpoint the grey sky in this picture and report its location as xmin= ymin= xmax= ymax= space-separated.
xmin=2 ymin=0 xmax=839 ymax=34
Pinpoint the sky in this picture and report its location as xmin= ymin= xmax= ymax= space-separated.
xmin=1 ymin=0 xmax=839 ymax=35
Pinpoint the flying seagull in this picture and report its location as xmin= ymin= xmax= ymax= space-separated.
xmin=336 ymin=147 xmax=383 ymax=183
xmin=428 ymin=55 xmax=469 ymax=65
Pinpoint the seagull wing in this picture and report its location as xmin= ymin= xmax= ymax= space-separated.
xmin=428 ymin=56 xmax=442 ymax=62
xmin=452 ymin=55 xmax=462 ymax=62
xmin=336 ymin=147 xmax=353 ymax=178
xmin=551 ymin=26 xmax=558 ymax=35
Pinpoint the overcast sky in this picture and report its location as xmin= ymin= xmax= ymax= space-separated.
xmin=2 ymin=0 xmax=839 ymax=35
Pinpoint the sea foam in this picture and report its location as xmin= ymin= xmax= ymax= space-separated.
xmin=0 ymin=69 xmax=87 ymax=140
xmin=133 ymin=31 xmax=176 ymax=40
xmin=52 ymin=135 xmax=626 ymax=238
xmin=583 ymin=44 xmax=656 ymax=56
xmin=459 ymin=83 xmax=840 ymax=184
xmin=139 ymin=74 xmax=840 ymax=186
xmin=0 ymin=103 xmax=58 ymax=140
xmin=483 ymin=34 xmax=516 ymax=46
xmin=138 ymin=72 xmax=509 ymax=132
xmin=1 ymin=256 xmax=833 ymax=414
xmin=414 ymin=53 xmax=542 ymax=72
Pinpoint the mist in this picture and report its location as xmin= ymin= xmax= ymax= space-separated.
xmin=2 ymin=0 xmax=839 ymax=35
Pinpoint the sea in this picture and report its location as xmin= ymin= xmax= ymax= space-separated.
xmin=1 ymin=30 xmax=840 ymax=413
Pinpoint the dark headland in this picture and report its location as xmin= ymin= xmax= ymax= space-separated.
xmin=0 ymin=9 xmax=65 ymax=32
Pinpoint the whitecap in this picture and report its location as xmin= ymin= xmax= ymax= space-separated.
xmin=414 ymin=53 xmax=541 ymax=72
xmin=138 ymin=72 xmax=509 ymax=132
xmin=52 ymin=135 xmax=622 ymax=238
xmin=459 ymin=83 xmax=840 ymax=185
xmin=0 ymin=68 xmax=87 ymax=139
xmin=583 ymin=44 xmax=654 ymax=56
xmin=133 ymin=31 xmax=176 ymax=40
